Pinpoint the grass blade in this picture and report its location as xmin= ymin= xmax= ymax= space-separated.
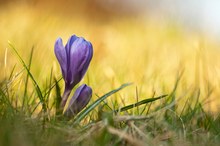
xmin=73 ymin=83 xmax=132 ymax=124
xmin=8 ymin=64 xmax=17 ymax=80
xmin=114 ymin=94 xmax=167 ymax=112
xmin=8 ymin=42 xmax=46 ymax=113
xmin=42 ymin=76 xmax=62 ymax=97
xmin=54 ymin=77 xmax=62 ymax=116
xmin=44 ymin=68 xmax=53 ymax=108
xmin=22 ymin=47 xmax=34 ymax=109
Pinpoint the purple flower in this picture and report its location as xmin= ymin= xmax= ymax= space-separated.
xmin=64 ymin=84 xmax=92 ymax=117
xmin=54 ymin=35 xmax=93 ymax=107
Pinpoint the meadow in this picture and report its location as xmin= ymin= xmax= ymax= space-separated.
xmin=0 ymin=1 xmax=220 ymax=146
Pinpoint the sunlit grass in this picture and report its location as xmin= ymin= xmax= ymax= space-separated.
xmin=1 ymin=2 xmax=220 ymax=146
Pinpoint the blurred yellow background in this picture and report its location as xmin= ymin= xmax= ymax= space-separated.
xmin=1 ymin=0 xmax=220 ymax=113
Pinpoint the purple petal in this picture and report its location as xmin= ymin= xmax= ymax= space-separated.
xmin=64 ymin=84 xmax=92 ymax=117
xmin=65 ymin=35 xmax=78 ymax=50
xmin=65 ymin=35 xmax=78 ymax=63
xmin=65 ymin=36 xmax=83 ymax=87
xmin=78 ymin=42 xmax=93 ymax=79
xmin=54 ymin=38 xmax=67 ymax=79
xmin=68 ymin=38 xmax=93 ymax=85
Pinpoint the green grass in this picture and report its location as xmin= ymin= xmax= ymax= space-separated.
xmin=1 ymin=3 xmax=220 ymax=145
xmin=0 ymin=45 xmax=220 ymax=146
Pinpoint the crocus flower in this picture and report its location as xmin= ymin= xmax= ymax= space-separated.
xmin=54 ymin=35 xmax=93 ymax=107
xmin=64 ymin=84 xmax=92 ymax=117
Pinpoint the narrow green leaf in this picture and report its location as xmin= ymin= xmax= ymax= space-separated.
xmin=114 ymin=94 xmax=167 ymax=112
xmin=23 ymin=47 xmax=34 ymax=108
xmin=74 ymin=83 xmax=132 ymax=124
xmin=8 ymin=64 xmax=16 ymax=80
xmin=43 ymin=76 xmax=62 ymax=96
xmin=44 ymin=68 xmax=53 ymax=104
xmin=8 ymin=42 xmax=46 ymax=113
xmin=54 ymin=77 xmax=62 ymax=116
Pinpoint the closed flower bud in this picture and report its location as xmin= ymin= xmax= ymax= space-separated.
xmin=64 ymin=84 xmax=92 ymax=117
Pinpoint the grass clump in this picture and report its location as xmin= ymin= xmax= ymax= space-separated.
xmin=0 ymin=45 xmax=219 ymax=146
